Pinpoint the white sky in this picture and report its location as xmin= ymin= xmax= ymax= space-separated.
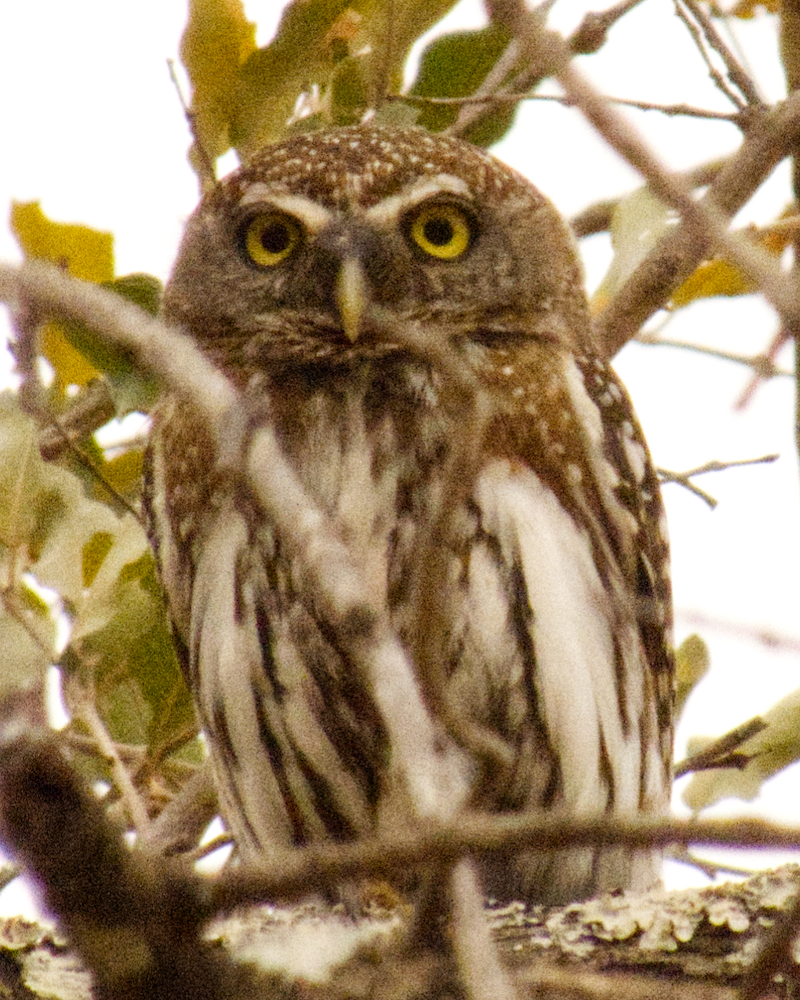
xmin=0 ymin=0 xmax=798 ymax=911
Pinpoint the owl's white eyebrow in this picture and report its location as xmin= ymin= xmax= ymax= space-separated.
xmin=237 ymin=187 xmax=334 ymax=232
xmin=364 ymin=174 xmax=473 ymax=226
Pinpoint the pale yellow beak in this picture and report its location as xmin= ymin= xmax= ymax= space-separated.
xmin=336 ymin=255 xmax=369 ymax=344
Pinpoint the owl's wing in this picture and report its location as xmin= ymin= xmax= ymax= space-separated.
xmin=453 ymin=351 xmax=672 ymax=823
xmin=187 ymin=495 xmax=388 ymax=862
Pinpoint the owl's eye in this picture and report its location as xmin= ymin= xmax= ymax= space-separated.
xmin=407 ymin=203 xmax=474 ymax=260
xmin=244 ymin=212 xmax=302 ymax=267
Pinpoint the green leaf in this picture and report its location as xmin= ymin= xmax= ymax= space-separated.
xmin=63 ymin=517 xmax=189 ymax=748
xmin=682 ymin=687 xmax=800 ymax=811
xmin=0 ymin=613 xmax=52 ymax=699
xmin=104 ymin=273 xmax=163 ymax=317
xmin=231 ymin=0 xmax=461 ymax=157
xmin=406 ymin=25 xmax=516 ymax=145
xmin=669 ymin=223 xmax=789 ymax=309
xmin=96 ymin=449 xmax=144 ymax=504
xmin=232 ymin=0 xmax=352 ymax=155
xmin=592 ymin=188 xmax=677 ymax=313
xmin=0 ymin=395 xmax=118 ymax=591
xmin=83 ymin=531 xmax=115 ymax=588
xmin=181 ymin=0 xmax=258 ymax=165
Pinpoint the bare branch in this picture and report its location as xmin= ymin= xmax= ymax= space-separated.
xmin=143 ymin=762 xmax=219 ymax=857
xmin=673 ymin=0 xmax=747 ymax=110
xmin=735 ymin=322 xmax=792 ymax=409
xmin=475 ymin=6 xmax=800 ymax=354
xmin=450 ymin=859 xmax=519 ymax=1000
xmin=657 ymin=453 xmax=779 ymax=506
xmin=37 ymin=379 xmax=116 ymax=460
xmin=595 ymin=91 xmax=800 ymax=355
xmin=210 ymin=812 xmax=800 ymax=913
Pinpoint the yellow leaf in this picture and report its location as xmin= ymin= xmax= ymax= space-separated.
xmin=670 ymin=221 xmax=790 ymax=309
xmin=675 ymin=633 xmax=710 ymax=718
xmin=39 ymin=322 xmax=101 ymax=389
xmin=728 ymin=0 xmax=778 ymax=17
xmin=670 ymin=258 xmax=755 ymax=308
xmin=11 ymin=201 xmax=113 ymax=282
xmin=97 ymin=450 xmax=144 ymax=502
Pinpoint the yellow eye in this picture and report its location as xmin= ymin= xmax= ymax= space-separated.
xmin=244 ymin=212 xmax=302 ymax=267
xmin=408 ymin=203 xmax=473 ymax=259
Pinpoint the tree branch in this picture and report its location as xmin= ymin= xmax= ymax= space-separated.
xmin=596 ymin=92 xmax=800 ymax=355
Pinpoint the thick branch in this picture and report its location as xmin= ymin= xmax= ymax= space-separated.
xmin=210 ymin=813 xmax=800 ymax=913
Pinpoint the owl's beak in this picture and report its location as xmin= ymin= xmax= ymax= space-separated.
xmin=336 ymin=255 xmax=369 ymax=344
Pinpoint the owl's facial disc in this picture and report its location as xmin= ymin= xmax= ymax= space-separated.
xmin=232 ymin=173 xmax=488 ymax=350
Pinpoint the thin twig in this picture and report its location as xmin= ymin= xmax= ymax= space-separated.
xmin=674 ymin=716 xmax=768 ymax=777
xmin=657 ymin=453 xmax=778 ymax=507
xmin=676 ymin=608 xmax=800 ymax=652
xmin=669 ymin=844 xmax=760 ymax=879
xmin=393 ymin=90 xmax=740 ymax=121
xmin=735 ymin=323 xmax=792 ymax=410
xmin=167 ymin=58 xmax=216 ymax=192
xmin=184 ymin=833 xmax=233 ymax=864
xmin=0 ymin=584 xmax=55 ymax=657
xmin=575 ymin=94 xmax=739 ymax=119
xmin=636 ymin=333 xmax=793 ymax=379
xmin=676 ymin=0 xmax=762 ymax=107
xmin=43 ymin=418 xmax=143 ymax=520
xmin=64 ymin=670 xmax=152 ymax=835
xmin=64 ymin=729 xmax=198 ymax=779
xmin=659 ymin=453 xmax=780 ymax=479
xmin=673 ymin=0 xmax=748 ymax=111
xmin=660 ymin=473 xmax=719 ymax=507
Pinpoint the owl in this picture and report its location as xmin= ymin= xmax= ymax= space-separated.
xmin=144 ymin=124 xmax=673 ymax=907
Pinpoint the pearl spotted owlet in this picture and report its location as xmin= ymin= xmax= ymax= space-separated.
xmin=144 ymin=124 xmax=674 ymax=906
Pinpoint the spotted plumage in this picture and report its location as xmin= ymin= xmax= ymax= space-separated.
xmin=144 ymin=124 xmax=673 ymax=905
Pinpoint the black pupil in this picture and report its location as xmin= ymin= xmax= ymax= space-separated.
xmin=260 ymin=221 xmax=292 ymax=254
xmin=423 ymin=217 xmax=454 ymax=246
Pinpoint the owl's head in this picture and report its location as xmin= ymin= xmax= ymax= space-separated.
xmin=164 ymin=125 xmax=591 ymax=367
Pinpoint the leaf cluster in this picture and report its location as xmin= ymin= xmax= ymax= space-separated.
xmin=3 ymin=201 xmax=200 ymax=832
